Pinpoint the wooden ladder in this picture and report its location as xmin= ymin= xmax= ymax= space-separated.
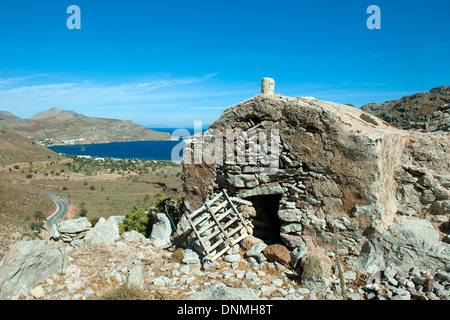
xmin=185 ymin=189 xmax=252 ymax=262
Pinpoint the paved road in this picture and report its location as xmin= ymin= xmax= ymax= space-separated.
xmin=41 ymin=190 xmax=69 ymax=230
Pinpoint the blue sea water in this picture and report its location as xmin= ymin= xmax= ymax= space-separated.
xmin=46 ymin=128 xmax=205 ymax=161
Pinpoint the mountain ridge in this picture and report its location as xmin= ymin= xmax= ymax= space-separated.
xmin=0 ymin=108 xmax=173 ymax=144
xmin=360 ymin=85 xmax=450 ymax=129
xmin=29 ymin=107 xmax=86 ymax=121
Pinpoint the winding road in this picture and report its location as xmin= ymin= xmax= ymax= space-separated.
xmin=41 ymin=190 xmax=69 ymax=230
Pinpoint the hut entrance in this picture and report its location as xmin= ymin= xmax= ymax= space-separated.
xmin=246 ymin=194 xmax=282 ymax=244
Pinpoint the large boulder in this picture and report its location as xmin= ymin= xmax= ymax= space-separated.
xmin=57 ymin=217 xmax=91 ymax=234
xmin=350 ymin=216 xmax=450 ymax=274
xmin=127 ymin=266 xmax=144 ymax=290
xmin=300 ymin=250 xmax=333 ymax=292
xmin=0 ymin=240 xmax=66 ymax=299
xmin=263 ymin=244 xmax=291 ymax=265
xmin=85 ymin=217 xmax=120 ymax=245
xmin=150 ymin=213 xmax=174 ymax=246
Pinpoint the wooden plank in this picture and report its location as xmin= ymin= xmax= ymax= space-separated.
xmin=208 ymin=237 xmax=227 ymax=252
xmin=209 ymin=231 xmax=249 ymax=261
xmin=188 ymin=192 xmax=223 ymax=218
xmin=221 ymin=216 xmax=239 ymax=231
xmin=205 ymin=193 xmax=223 ymax=206
xmin=210 ymin=245 xmax=231 ymax=262
xmin=185 ymin=209 xmax=210 ymax=256
xmin=189 ymin=204 xmax=206 ymax=217
xmin=222 ymin=189 xmax=252 ymax=234
xmin=197 ymin=219 xmax=217 ymax=236
xmin=185 ymin=190 xmax=252 ymax=262
xmin=206 ymin=202 xmax=232 ymax=247
xmin=204 ymin=228 xmax=222 ymax=242
xmin=196 ymin=208 xmax=233 ymax=235
xmin=210 ymin=200 xmax=228 ymax=215
xmin=231 ymin=233 xmax=249 ymax=246
xmin=190 ymin=213 xmax=210 ymax=228
xmin=226 ymin=224 xmax=246 ymax=239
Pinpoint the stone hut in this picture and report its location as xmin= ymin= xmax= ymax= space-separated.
xmin=179 ymin=78 xmax=450 ymax=273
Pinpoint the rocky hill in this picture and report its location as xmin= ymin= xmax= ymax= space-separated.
xmin=0 ymin=124 xmax=62 ymax=165
xmin=0 ymin=111 xmax=20 ymax=121
xmin=0 ymin=108 xmax=173 ymax=145
xmin=361 ymin=85 xmax=450 ymax=130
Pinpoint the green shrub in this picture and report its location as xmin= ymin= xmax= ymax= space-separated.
xmin=119 ymin=193 xmax=184 ymax=237
xmin=89 ymin=217 xmax=100 ymax=227
xmin=33 ymin=210 xmax=45 ymax=221
xmin=30 ymin=221 xmax=44 ymax=232
xmin=120 ymin=208 xmax=153 ymax=237
xmin=79 ymin=205 xmax=88 ymax=217
xmin=360 ymin=113 xmax=379 ymax=126
xmin=26 ymin=174 xmax=32 ymax=179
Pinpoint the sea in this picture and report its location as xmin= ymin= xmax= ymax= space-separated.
xmin=47 ymin=127 xmax=206 ymax=161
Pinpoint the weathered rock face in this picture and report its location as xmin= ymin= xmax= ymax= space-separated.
xmin=0 ymin=240 xmax=66 ymax=299
xmin=150 ymin=213 xmax=175 ymax=246
xmin=53 ymin=217 xmax=92 ymax=247
xmin=349 ymin=216 xmax=450 ymax=273
xmin=361 ymin=85 xmax=450 ymax=129
xmin=181 ymin=83 xmax=450 ymax=274
xmin=85 ymin=216 xmax=123 ymax=245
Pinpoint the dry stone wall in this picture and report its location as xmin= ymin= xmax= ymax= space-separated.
xmin=181 ymin=81 xmax=450 ymax=275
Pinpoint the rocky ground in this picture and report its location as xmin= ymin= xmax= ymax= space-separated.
xmin=8 ymin=232 xmax=450 ymax=301
xmin=4 ymin=237 xmax=367 ymax=301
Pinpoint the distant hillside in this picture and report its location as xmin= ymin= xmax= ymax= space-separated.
xmin=0 ymin=111 xmax=20 ymax=121
xmin=0 ymin=108 xmax=173 ymax=144
xmin=361 ymin=86 xmax=450 ymax=129
xmin=0 ymin=124 xmax=62 ymax=165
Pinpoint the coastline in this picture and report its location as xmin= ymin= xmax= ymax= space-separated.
xmin=46 ymin=139 xmax=184 ymax=162
xmin=43 ymin=136 xmax=179 ymax=147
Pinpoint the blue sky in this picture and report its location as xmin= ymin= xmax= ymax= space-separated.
xmin=0 ymin=0 xmax=449 ymax=127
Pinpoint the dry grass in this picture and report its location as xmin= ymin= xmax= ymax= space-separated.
xmin=99 ymin=284 xmax=169 ymax=300
xmin=100 ymin=284 xmax=149 ymax=300
xmin=169 ymin=247 xmax=184 ymax=263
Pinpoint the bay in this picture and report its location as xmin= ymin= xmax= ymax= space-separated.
xmin=46 ymin=127 xmax=206 ymax=161
xmin=48 ymin=140 xmax=182 ymax=161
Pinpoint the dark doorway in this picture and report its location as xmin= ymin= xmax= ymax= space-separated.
xmin=246 ymin=194 xmax=282 ymax=244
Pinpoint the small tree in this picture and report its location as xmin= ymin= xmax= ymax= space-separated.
xmin=30 ymin=211 xmax=45 ymax=234
xmin=79 ymin=202 xmax=88 ymax=217
xmin=33 ymin=210 xmax=45 ymax=222
xmin=119 ymin=208 xmax=152 ymax=236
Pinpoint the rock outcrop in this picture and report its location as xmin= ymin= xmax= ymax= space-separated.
xmin=361 ymin=85 xmax=450 ymax=129
xmin=0 ymin=240 xmax=66 ymax=299
xmin=150 ymin=213 xmax=175 ymax=246
xmin=51 ymin=216 xmax=124 ymax=247
xmin=85 ymin=216 xmax=123 ymax=245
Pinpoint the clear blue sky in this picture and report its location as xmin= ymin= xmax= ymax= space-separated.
xmin=0 ymin=0 xmax=449 ymax=127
